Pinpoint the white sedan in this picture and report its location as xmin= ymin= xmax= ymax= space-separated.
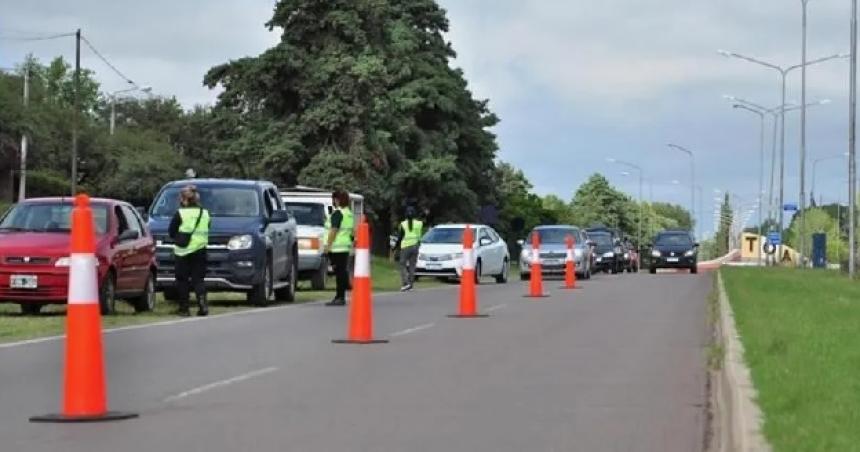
xmin=414 ymin=224 xmax=510 ymax=284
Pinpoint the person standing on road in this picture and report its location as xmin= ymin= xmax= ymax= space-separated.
xmin=324 ymin=190 xmax=354 ymax=306
xmin=394 ymin=206 xmax=423 ymax=291
xmin=169 ymin=185 xmax=211 ymax=317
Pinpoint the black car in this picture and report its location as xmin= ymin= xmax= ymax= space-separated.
xmin=148 ymin=179 xmax=299 ymax=305
xmin=585 ymin=227 xmax=624 ymax=274
xmin=649 ymin=230 xmax=698 ymax=274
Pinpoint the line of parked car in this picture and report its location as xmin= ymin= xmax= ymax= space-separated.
xmin=0 ymin=176 xmax=700 ymax=315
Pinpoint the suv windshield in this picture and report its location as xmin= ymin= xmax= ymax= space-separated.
xmin=0 ymin=202 xmax=109 ymax=234
xmin=285 ymin=202 xmax=326 ymax=226
xmin=151 ymin=186 xmax=260 ymax=218
xmin=529 ymin=228 xmax=579 ymax=244
xmin=656 ymin=234 xmax=693 ymax=247
xmin=588 ymin=232 xmax=613 ymax=247
xmin=422 ymin=227 xmax=465 ymax=244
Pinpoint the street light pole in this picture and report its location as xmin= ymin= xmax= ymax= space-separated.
xmin=71 ymin=28 xmax=80 ymax=196
xmin=667 ymin=144 xmax=696 ymax=236
xmin=731 ymin=104 xmax=766 ymax=266
xmin=799 ymin=0 xmax=810 ymax=268
xmin=19 ymin=64 xmax=30 ymax=202
xmin=109 ymin=86 xmax=152 ymax=136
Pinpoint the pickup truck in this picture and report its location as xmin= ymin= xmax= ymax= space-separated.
xmin=147 ymin=179 xmax=298 ymax=306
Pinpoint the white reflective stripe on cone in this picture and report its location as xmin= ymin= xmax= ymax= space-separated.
xmin=532 ymin=248 xmax=540 ymax=262
xmin=566 ymin=249 xmax=574 ymax=262
xmin=353 ymin=249 xmax=371 ymax=277
xmin=68 ymin=254 xmax=99 ymax=305
xmin=462 ymin=249 xmax=475 ymax=270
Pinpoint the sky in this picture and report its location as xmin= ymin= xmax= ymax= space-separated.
xmin=1 ymin=0 xmax=856 ymax=237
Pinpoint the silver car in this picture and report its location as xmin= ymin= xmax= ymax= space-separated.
xmin=518 ymin=225 xmax=593 ymax=280
xmin=283 ymin=201 xmax=329 ymax=290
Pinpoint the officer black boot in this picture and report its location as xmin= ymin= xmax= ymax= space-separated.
xmin=196 ymin=294 xmax=209 ymax=317
xmin=174 ymin=299 xmax=191 ymax=317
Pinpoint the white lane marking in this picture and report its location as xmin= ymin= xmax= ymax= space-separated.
xmin=0 ymin=285 xmax=458 ymax=349
xmin=163 ymin=367 xmax=279 ymax=403
xmin=390 ymin=323 xmax=435 ymax=337
xmin=485 ymin=303 xmax=508 ymax=313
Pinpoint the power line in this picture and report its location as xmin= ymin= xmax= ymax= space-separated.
xmin=0 ymin=32 xmax=76 ymax=41
xmin=79 ymin=34 xmax=137 ymax=87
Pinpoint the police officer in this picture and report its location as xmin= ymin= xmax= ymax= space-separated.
xmin=169 ymin=185 xmax=211 ymax=317
xmin=395 ymin=206 xmax=423 ymax=291
xmin=324 ymin=190 xmax=354 ymax=306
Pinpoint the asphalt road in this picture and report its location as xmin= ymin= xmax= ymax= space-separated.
xmin=0 ymin=271 xmax=712 ymax=452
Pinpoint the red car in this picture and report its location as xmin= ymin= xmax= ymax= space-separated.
xmin=0 ymin=197 xmax=156 ymax=315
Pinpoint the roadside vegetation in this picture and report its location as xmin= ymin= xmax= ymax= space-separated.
xmin=0 ymin=256 xmax=441 ymax=344
xmin=721 ymin=266 xmax=860 ymax=451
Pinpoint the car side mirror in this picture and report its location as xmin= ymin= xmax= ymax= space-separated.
xmin=479 ymin=238 xmax=492 ymax=247
xmin=694 ymin=242 xmax=700 ymax=248
xmin=270 ymin=210 xmax=290 ymax=223
xmin=647 ymin=243 xmax=653 ymax=248
xmin=135 ymin=206 xmax=149 ymax=222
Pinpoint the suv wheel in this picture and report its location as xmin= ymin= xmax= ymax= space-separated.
xmin=100 ymin=272 xmax=117 ymax=315
xmin=691 ymin=265 xmax=698 ymax=274
xmin=248 ymin=261 xmax=273 ymax=306
xmin=133 ymin=272 xmax=157 ymax=313
xmin=275 ymin=256 xmax=297 ymax=302
xmin=649 ymin=267 xmax=657 ymax=274
xmin=310 ymin=256 xmax=328 ymax=290
xmin=474 ymin=260 xmax=482 ymax=285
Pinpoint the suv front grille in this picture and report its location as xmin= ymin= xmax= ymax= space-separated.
xmin=5 ymin=256 xmax=52 ymax=265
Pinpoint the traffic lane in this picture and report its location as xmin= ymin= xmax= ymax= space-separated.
xmin=6 ymin=272 xmax=711 ymax=452
xmin=0 ymin=279 xmax=523 ymax=446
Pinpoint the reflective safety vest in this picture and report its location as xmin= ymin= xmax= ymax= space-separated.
xmin=400 ymin=219 xmax=423 ymax=249
xmin=325 ymin=207 xmax=354 ymax=253
xmin=174 ymin=207 xmax=210 ymax=257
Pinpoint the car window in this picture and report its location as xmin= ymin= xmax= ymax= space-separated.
xmin=422 ymin=227 xmax=465 ymax=244
xmin=655 ymin=234 xmax=693 ymax=246
xmin=151 ymin=186 xmax=261 ymax=218
xmin=479 ymin=228 xmax=492 ymax=243
xmin=263 ymin=191 xmax=275 ymax=218
xmin=0 ymin=202 xmax=109 ymax=234
xmin=488 ymin=228 xmax=500 ymax=243
xmin=120 ymin=205 xmax=143 ymax=237
xmin=268 ymin=189 xmax=283 ymax=211
xmin=284 ymin=202 xmax=326 ymax=226
xmin=531 ymin=228 xmax=578 ymax=243
xmin=114 ymin=206 xmax=130 ymax=235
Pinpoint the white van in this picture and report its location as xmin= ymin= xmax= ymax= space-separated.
xmin=280 ymin=187 xmax=364 ymax=289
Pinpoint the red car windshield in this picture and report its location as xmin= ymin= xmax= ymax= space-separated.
xmin=0 ymin=203 xmax=109 ymax=234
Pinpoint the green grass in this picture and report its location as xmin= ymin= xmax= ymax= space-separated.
xmin=0 ymin=256 xmax=441 ymax=344
xmin=721 ymin=267 xmax=860 ymax=452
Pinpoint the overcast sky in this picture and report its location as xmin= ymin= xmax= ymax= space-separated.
xmin=1 ymin=0 xmax=856 ymax=236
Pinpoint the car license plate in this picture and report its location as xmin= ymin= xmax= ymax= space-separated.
xmin=544 ymin=259 xmax=562 ymax=265
xmin=426 ymin=263 xmax=442 ymax=269
xmin=10 ymin=275 xmax=38 ymax=289
xmin=667 ymin=257 xmax=680 ymax=263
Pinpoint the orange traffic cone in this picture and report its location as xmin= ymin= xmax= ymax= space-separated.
xmin=562 ymin=234 xmax=578 ymax=290
xmin=31 ymin=194 xmax=137 ymax=423
xmin=525 ymin=231 xmax=549 ymax=298
xmin=449 ymin=225 xmax=488 ymax=318
xmin=333 ymin=220 xmax=388 ymax=344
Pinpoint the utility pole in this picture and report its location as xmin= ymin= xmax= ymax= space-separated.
xmin=71 ymin=28 xmax=81 ymax=196
xmin=18 ymin=64 xmax=30 ymax=202
xmin=850 ymin=0 xmax=858 ymax=277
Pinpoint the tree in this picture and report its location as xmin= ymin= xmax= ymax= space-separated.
xmin=714 ymin=194 xmax=732 ymax=256
xmin=785 ymin=207 xmax=847 ymax=263
xmin=569 ymin=174 xmax=635 ymax=233
xmin=203 ymin=0 xmax=500 ymax=244
xmin=651 ymin=202 xmax=692 ymax=231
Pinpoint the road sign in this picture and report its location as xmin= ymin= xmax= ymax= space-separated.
xmin=783 ymin=202 xmax=799 ymax=212
xmin=767 ymin=232 xmax=781 ymax=246
xmin=763 ymin=242 xmax=777 ymax=255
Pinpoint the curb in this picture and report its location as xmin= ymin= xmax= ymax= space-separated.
xmin=712 ymin=272 xmax=771 ymax=452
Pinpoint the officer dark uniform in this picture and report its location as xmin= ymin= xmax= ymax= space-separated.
xmin=169 ymin=185 xmax=211 ymax=317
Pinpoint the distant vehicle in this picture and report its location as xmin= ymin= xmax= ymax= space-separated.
xmin=281 ymin=187 xmax=364 ymax=284
xmin=0 ymin=197 xmax=157 ymax=315
xmin=585 ymin=227 xmax=624 ymax=274
xmin=148 ymin=179 xmax=298 ymax=306
xmin=620 ymin=238 xmax=640 ymax=273
xmin=415 ymin=224 xmax=509 ymax=283
xmin=649 ymin=230 xmax=698 ymax=274
xmin=518 ymin=225 xmax=593 ymax=280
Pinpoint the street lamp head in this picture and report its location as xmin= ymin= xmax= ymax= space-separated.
xmin=140 ymin=86 xmax=153 ymax=93
xmin=717 ymin=49 xmax=732 ymax=57
xmin=818 ymin=99 xmax=832 ymax=105
xmin=606 ymin=157 xmax=617 ymax=163
xmin=620 ymin=171 xmax=631 ymax=176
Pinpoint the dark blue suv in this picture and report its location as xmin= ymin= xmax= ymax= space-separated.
xmin=148 ymin=179 xmax=298 ymax=305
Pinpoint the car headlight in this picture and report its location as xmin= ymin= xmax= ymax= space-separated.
xmin=418 ymin=253 xmax=428 ymax=261
xmin=452 ymin=253 xmax=464 ymax=261
xmin=624 ymin=252 xmax=630 ymax=259
xmin=651 ymin=250 xmax=661 ymax=258
xmin=297 ymin=237 xmax=320 ymax=250
xmin=520 ymin=249 xmax=531 ymax=262
xmin=602 ymin=251 xmax=614 ymax=258
xmin=227 ymin=234 xmax=254 ymax=250
xmin=55 ymin=257 xmax=99 ymax=267
xmin=684 ymin=249 xmax=696 ymax=257
xmin=574 ymin=248 xmax=584 ymax=257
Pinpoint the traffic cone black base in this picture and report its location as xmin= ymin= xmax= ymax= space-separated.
xmin=524 ymin=294 xmax=550 ymax=298
xmin=332 ymin=339 xmax=389 ymax=345
xmin=30 ymin=411 xmax=138 ymax=423
xmin=447 ymin=314 xmax=490 ymax=318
